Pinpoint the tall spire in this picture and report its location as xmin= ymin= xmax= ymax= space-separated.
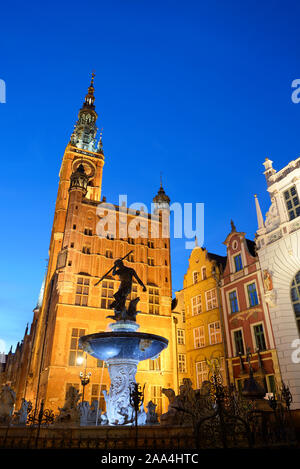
xmin=153 ymin=175 xmax=170 ymax=206
xmin=82 ymin=71 xmax=96 ymax=109
xmin=70 ymin=72 xmax=102 ymax=153
xmin=254 ymin=194 xmax=265 ymax=230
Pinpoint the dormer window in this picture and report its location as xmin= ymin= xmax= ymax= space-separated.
xmin=234 ymin=254 xmax=243 ymax=272
xmin=284 ymin=185 xmax=300 ymax=221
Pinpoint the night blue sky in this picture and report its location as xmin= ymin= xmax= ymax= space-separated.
xmin=1 ymin=0 xmax=300 ymax=353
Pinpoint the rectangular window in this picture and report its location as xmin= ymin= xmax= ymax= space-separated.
xmin=68 ymin=328 xmax=85 ymax=366
xmin=65 ymin=383 xmax=80 ymax=400
xmin=178 ymin=354 xmax=186 ymax=373
xmin=229 ymin=290 xmax=239 ymax=313
xmin=193 ymin=326 xmax=205 ymax=348
xmin=75 ymin=277 xmax=90 ymax=306
xmin=201 ymin=267 xmax=207 ymax=280
xmin=182 ymin=308 xmax=186 ymax=324
xmin=101 ymin=281 xmax=114 ymax=309
xmin=236 ymin=378 xmax=244 ymax=393
xmin=233 ymin=329 xmax=244 ymax=356
xmin=247 ymin=282 xmax=259 ymax=307
xmin=84 ymin=228 xmax=93 ymax=236
xmin=127 ymin=283 xmax=138 ymax=303
xmin=196 ymin=361 xmax=208 ymax=389
xmin=150 ymin=385 xmax=162 ymax=415
xmin=147 ymin=257 xmax=154 ymax=266
xmin=193 ymin=271 xmax=199 ymax=284
xmin=91 ymin=384 xmax=99 ymax=405
xmin=91 ymin=384 xmax=107 ymax=411
xmin=208 ymin=321 xmax=222 ymax=344
xmin=149 ymin=287 xmax=159 ymax=315
xmin=253 ymin=323 xmax=267 ymax=351
xmin=205 ymin=288 xmax=217 ymax=311
xmin=234 ymin=254 xmax=243 ymax=272
xmin=266 ymin=375 xmax=276 ymax=394
xmin=147 ymin=241 xmax=154 ymax=249
xmin=105 ymin=249 xmax=113 ymax=258
xmin=191 ymin=295 xmax=202 ymax=315
xmin=177 ymin=329 xmax=185 ymax=345
xmin=284 ymin=185 xmax=300 ymax=220
xmin=149 ymin=356 xmax=161 ymax=371
xmin=97 ymin=359 xmax=108 ymax=368
xmin=82 ymin=246 xmax=91 ymax=254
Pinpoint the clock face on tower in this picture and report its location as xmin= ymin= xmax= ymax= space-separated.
xmin=72 ymin=159 xmax=96 ymax=180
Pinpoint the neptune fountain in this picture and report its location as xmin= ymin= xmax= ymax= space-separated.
xmin=79 ymin=255 xmax=168 ymax=425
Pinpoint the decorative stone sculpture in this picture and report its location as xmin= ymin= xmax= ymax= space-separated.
xmin=100 ymin=412 xmax=108 ymax=425
xmin=102 ymin=360 xmax=137 ymax=424
xmin=137 ymin=403 xmax=147 ymax=425
xmin=0 ymin=384 xmax=16 ymax=424
xmin=146 ymin=400 xmax=158 ymax=424
xmin=162 ymin=388 xmax=176 ymax=405
xmin=263 ymin=269 xmax=276 ymax=307
xmin=78 ymin=400 xmax=90 ymax=426
xmin=160 ymin=379 xmax=213 ymax=426
xmin=88 ymin=400 xmax=99 ymax=426
xmin=14 ymin=398 xmax=31 ymax=425
xmin=265 ymin=198 xmax=280 ymax=233
xmin=55 ymin=386 xmax=81 ymax=426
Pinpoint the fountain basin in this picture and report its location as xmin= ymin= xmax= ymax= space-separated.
xmin=79 ymin=328 xmax=168 ymax=362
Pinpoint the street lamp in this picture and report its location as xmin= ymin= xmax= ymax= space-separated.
xmin=77 ymin=353 xmax=91 ymax=402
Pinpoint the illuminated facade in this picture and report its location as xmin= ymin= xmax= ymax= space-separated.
xmin=255 ymin=157 xmax=300 ymax=409
xmin=1 ymin=77 xmax=177 ymax=416
xmin=181 ymin=242 xmax=227 ymax=389
xmin=221 ymin=222 xmax=281 ymax=394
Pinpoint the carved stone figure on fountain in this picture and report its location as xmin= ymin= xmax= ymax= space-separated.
xmin=78 ymin=401 xmax=90 ymax=426
xmin=102 ymin=363 xmax=137 ymax=424
xmin=146 ymin=400 xmax=159 ymax=424
xmin=56 ymin=385 xmax=81 ymax=426
xmin=160 ymin=379 xmax=214 ymax=426
xmin=88 ymin=399 xmax=99 ymax=425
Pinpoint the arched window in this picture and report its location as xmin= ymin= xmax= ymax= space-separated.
xmin=291 ymin=271 xmax=300 ymax=334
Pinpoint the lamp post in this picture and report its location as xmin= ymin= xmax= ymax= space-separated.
xmin=77 ymin=353 xmax=91 ymax=402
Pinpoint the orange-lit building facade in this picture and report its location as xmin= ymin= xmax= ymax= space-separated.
xmin=1 ymin=78 xmax=177 ymax=416
xmin=180 ymin=243 xmax=228 ymax=389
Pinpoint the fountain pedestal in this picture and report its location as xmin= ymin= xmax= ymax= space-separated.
xmin=105 ymin=358 xmax=138 ymax=424
xmin=79 ymin=319 xmax=168 ymax=425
